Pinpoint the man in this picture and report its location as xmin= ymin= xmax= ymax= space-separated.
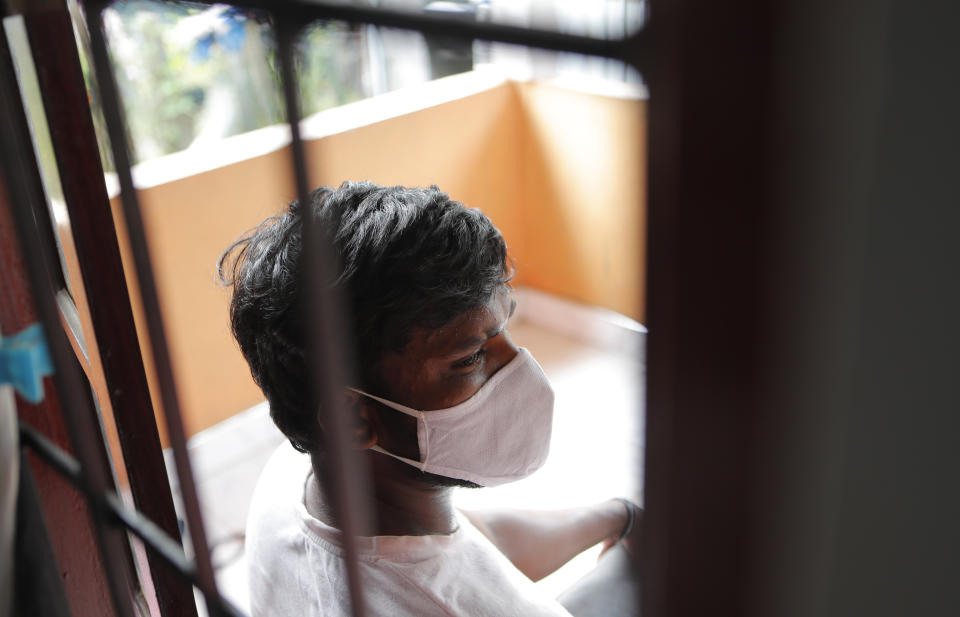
xmin=220 ymin=181 xmax=638 ymax=616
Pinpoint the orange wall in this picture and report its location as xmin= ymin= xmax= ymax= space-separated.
xmin=305 ymin=82 xmax=526 ymax=268
xmin=515 ymin=82 xmax=647 ymax=322
xmin=116 ymin=80 xmax=645 ymax=439
xmin=111 ymin=152 xmax=296 ymax=440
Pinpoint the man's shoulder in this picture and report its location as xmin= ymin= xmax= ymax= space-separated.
xmin=246 ymin=442 xmax=311 ymax=546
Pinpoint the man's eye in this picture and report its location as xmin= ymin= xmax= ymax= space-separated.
xmin=454 ymin=349 xmax=486 ymax=369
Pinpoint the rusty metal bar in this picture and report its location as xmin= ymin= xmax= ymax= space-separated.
xmin=274 ymin=14 xmax=374 ymax=617
xmin=0 ymin=18 xmax=137 ymax=617
xmin=80 ymin=2 xmax=225 ymax=614
xmin=19 ymin=2 xmax=198 ymax=614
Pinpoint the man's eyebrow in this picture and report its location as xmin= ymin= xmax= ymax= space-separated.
xmin=446 ymin=324 xmax=505 ymax=354
xmin=445 ymin=335 xmax=488 ymax=355
xmin=443 ymin=302 xmax=515 ymax=357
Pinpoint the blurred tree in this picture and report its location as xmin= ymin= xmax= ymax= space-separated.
xmin=297 ymin=22 xmax=367 ymax=117
xmin=104 ymin=1 xmax=212 ymax=161
xmin=93 ymin=1 xmax=410 ymax=163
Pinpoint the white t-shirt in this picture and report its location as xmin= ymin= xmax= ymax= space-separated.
xmin=246 ymin=443 xmax=573 ymax=617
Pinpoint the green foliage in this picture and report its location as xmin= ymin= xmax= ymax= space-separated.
xmin=106 ymin=1 xmax=220 ymax=161
xmin=96 ymin=2 xmax=372 ymax=164
xmin=297 ymin=22 xmax=367 ymax=116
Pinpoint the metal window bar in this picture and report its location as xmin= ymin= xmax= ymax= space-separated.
xmin=9 ymin=1 xmax=650 ymax=616
xmin=0 ymin=21 xmax=139 ymax=617
xmin=273 ymin=15 xmax=375 ymax=617
xmin=79 ymin=2 xmax=223 ymax=613
xmin=15 ymin=3 xmax=198 ymax=614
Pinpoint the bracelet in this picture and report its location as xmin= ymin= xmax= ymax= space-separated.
xmin=614 ymin=497 xmax=639 ymax=542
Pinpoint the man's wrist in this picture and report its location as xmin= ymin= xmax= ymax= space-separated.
xmin=613 ymin=497 xmax=640 ymax=542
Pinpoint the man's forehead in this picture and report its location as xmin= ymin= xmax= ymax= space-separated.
xmin=414 ymin=293 xmax=511 ymax=356
xmin=422 ymin=308 xmax=493 ymax=350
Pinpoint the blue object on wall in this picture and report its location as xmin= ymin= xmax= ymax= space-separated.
xmin=0 ymin=324 xmax=54 ymax=404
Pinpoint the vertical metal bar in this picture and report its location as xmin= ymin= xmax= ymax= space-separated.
xmin=79 ymin=2 xmax=223 ymax=614
xmin=275 ymin=14 xmax=373 ymax=617
xmin=0 ymin=20 xmax=136 ymax=617
xmin=0 ymin=98 xmax=119 ymax=617
xmin=19 ymin=2 xmax=198 ymax=614
xmin=623 ymin=5 xmax=647 ymax=613
xmin=642 ymin=0 xmax=778 ymax=613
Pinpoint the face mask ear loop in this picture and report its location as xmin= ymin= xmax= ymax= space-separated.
xmin=348 ymin=388 xmax=429 ymax=468
xmin=347 ymin=387 xmax=422 ymax=418
xmin=369 ymin=445 xmax=428 ymax=471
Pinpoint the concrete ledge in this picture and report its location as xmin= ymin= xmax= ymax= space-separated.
xmin=105 ymin=67 xmax=510 ymax=197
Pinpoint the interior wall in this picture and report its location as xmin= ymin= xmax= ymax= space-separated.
xmin=515 ymin=82 xmax=647 ymax=323
xmin=305 ymin=83 xmax=525 ymax=255
xmin=110 ymin=152 xmax=296 ymax=440
xmin=115 ymin=80 xmax=645 ymax=439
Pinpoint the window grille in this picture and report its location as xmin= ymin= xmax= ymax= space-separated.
xmin=1 ymin=1 xmax=648 ymax=616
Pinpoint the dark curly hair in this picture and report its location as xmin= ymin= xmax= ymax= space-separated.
xmin=218 ymin=181 xmax=513 ymax=454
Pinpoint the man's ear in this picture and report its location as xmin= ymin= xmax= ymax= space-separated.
xmin=341 ymin=390 xmax=378 ymax=450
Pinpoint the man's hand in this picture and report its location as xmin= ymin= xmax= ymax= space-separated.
xmin=461 ymin=498 xmax=638 ymax=582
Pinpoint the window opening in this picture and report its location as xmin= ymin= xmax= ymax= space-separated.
xmin=7 ymin=1 xmax=650 ymax=616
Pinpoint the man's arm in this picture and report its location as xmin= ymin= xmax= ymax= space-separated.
xmin=460 ymin=499 xmax=634 ymax=582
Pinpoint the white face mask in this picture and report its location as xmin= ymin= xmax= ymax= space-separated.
xmin=351 ymin=347 xmax=554 ymax=487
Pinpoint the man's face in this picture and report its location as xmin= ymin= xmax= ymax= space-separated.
xmin=366 ymin=286 xmax=519 ymax=466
